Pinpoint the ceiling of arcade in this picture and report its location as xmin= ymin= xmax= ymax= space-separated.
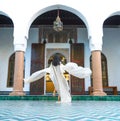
xmin=0 ymin=10 xmax=120 ymax=27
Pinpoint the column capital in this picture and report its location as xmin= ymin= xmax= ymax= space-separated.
xmin=14 ymin=44 xmax=26 ymax=52
xmin=14 ymin=36 xmax=28 ymax=52
xmin=89 ymin=35 xmax=103 ymax=51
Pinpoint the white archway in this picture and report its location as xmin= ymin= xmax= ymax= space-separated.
xmin=27 ymin=4 xmax=89 ymax=38
xmin=102 ymin=11 xmax=120 ymax=91
xmin=0 ymin=11 xmax=14 ymax=94
xmin=0 ymin=11 xmax=14 ymax=26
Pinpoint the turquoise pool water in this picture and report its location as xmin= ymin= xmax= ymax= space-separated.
xmin=0 ymin=100 xmax=120 ymax=121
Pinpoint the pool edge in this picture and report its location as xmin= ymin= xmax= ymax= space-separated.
xmin=0 ymin=95 xmax=120 ymax=101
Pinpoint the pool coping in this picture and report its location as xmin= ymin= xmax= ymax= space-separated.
xmin=0 ymin=95 xmax=120 ymax=101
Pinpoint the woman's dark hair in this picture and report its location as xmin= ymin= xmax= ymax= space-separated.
xmin=52 ymin=54 xmax=61 ymax=66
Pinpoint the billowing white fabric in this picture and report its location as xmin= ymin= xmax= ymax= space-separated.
xmin=24 ymin=62 xmax=92 ymax=103
xmin=24 ymin=68 xmax=50 ymax=83
xmin=62 ymin=62 xmax=92 ymax=78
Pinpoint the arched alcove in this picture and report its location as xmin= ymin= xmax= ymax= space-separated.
xmin=27 ymin=5 xmax=89 ymax=95
xmin=46 ymin=53 xmax=68 ymax=93
xmin=0 ymin=12 xmax=14 ymax=94
xmin=102 ymin=13 xmax=120 ymax=92
xmin=0 ymin=12 xmax=14 ymax=26
xmin=27 ymin=4 xmax=89 ymax=38
xmin=7 ymin=53 xmax=15 ymax=87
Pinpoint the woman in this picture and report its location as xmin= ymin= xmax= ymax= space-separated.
xmin=50 ymin=55 xmax=71 ymax=102
xmin=24 ymin=54 xmax=92 ymax=103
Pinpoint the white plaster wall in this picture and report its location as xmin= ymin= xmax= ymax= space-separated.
xmin=0 ymin=27 xmax=120 ymax=92
xmin=0 ymin=0 xmax=120 ymax=44
xmin=102 ymin=28 xmax=120 ymax=90
xmin=24 ymin=28 xmax=39 ymax=91
xmin=0 ymin=0 xmax=120 ymax=93
xmin=78 ymin=27 xmax=120 ymax=91
xmin=77 ymin=28 xmax=91 ymax=91
xmin=0 ymin=28 xmax=14 ymax=91
xmin=0 ymin=27 xmax=38 ymax=91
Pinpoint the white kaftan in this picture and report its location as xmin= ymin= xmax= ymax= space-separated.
xmin=24 ymin=62 xmax=92 ymax=103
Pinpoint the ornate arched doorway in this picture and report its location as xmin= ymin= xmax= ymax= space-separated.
xmin=29 ymin=8 xmax=86 ymax=95
xmin=46 ymin=53 xmax=68 ymax=94
xmin=30 ymin=43 xmax=85 ymax=95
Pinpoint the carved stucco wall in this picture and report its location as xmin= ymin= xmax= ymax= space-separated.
xmin=45 ymin=43 xmax=70 ymax=67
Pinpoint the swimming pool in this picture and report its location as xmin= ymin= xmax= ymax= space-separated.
xmin=0 ymin=100 xmax=120 ymax=121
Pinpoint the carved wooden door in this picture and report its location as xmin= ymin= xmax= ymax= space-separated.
xmin=30 ymin=43 xmax=45 ymax=95
xmin=71 ymin=43 xmax=85 ymax=95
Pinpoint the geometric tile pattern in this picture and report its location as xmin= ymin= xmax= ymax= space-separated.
xmin=0 ymin=101 xmax=120 ymax=121
xmin=1 ymin=95 xmax=120 ymax=101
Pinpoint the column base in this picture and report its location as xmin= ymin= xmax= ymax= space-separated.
xmin=9 ymin=90 xmax=26 ymax=96
xmin=91 ymin=91 xmax=107 ymax=96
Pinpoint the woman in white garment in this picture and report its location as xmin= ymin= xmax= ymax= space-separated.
xmin=24 ymin=54 xmax=92 ymax=103
xmin=50 ymin=54 xmax=71 ymax=102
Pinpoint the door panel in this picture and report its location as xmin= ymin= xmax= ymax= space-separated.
xmin=71 ymin=43 xmax=85 ymax=95
xmin=30 ymin=43 xmax=45 ymax=95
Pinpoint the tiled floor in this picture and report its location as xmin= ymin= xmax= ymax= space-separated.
xmin=0 ymin=100 xmax=120 ymax=121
